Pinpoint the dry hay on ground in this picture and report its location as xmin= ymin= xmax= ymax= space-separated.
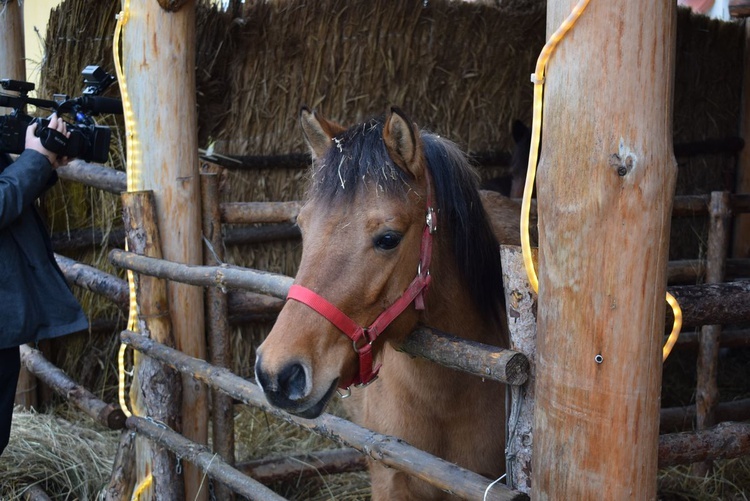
xmin=0 ymin=406 xmax=118 ymax=500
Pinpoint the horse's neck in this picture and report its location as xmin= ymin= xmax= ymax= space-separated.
xmin=424 ymin=249 xmax=503 ymax=346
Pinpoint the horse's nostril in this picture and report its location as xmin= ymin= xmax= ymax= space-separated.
xmin=278 ymin=363 xmax=308 ymax=401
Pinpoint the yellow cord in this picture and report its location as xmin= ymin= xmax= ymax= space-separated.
xmin=663 ymin=292 xmax=683 ymax=361
xmin=521 ymin=0 xmax=591 ymax=293
xmin=131 ymin=474 xmax=153 ymax=501
xmin=520 ymin=0 xmax=682 ymax=360
xmin=114 ymin=3 xmax=135 ymax=420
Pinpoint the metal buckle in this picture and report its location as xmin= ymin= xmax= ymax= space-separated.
xmin=425 ymin=207 xmax=437 ymax=234
xmin=352 ymin=329 xmax=373 ymax=353
xmin=337 ymin=387 xmax=352 ymax=399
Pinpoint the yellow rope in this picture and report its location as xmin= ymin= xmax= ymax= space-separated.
xmin=131 ymin=474 xmax=153 ymax=501
xmin=519 ymin=0 xmax=682 ymax=360
xmin=114 ymin=2 xmax=135 ymax=420
xmin=114 ymin=3 xmax=156 ymax=495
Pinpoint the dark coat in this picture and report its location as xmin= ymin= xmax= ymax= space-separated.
xmin=0 ymin=150 xmax=87 ymax=349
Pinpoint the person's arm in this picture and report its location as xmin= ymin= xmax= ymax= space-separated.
xmin=0 ymin=114 xmax=68 ymax=229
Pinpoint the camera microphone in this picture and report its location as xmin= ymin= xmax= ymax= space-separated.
xmin=73 ymin=96 xmax=123 ymax=115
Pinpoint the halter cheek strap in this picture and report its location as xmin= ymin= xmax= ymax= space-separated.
xmin=286 ymin=182 xmax=437 ymax=390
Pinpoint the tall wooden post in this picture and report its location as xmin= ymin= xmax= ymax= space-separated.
xmin=0 ymin=0 xmax=39 ymax=410
xmin=122 ymin=1 xmax=207 ymax=499
xmin=0 ymin=0 xmax=24 ymax=115
xmin=532 ymin=1 xmax=677 ymax=499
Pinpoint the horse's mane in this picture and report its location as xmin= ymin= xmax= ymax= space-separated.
xmin=309 ymin=116 xmax=504 ymax=323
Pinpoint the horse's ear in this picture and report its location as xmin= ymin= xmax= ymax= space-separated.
xmin=300 ymin=106 xmax=346 ymax=161
xmin=383 ymin=107 xmax=424 ymax=180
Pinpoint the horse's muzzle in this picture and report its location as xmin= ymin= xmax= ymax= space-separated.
xmin=255 ymin=355 xmax=338 ymax=419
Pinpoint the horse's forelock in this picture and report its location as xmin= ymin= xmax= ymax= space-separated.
xmin=309 ymin=116 xmax=410 ymax=204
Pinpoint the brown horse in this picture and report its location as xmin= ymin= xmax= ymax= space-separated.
xmin=255 ymin=107 xmax=521 ymax=499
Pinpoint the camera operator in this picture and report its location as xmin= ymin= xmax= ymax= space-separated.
xmin=0 ymin=114 xmax=88 ymax=456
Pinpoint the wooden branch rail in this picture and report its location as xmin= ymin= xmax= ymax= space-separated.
xmin=674 ymin=329 xmax=750 ymax=350
xmin=237 ymin=448 xmax=367 ymax=484
xmin=120 ymin=330 xmax=528 ymax=501
xmin=54 ymin=158 xmax=750 ymax=223
xmin=204 ymin=138 xmax=747 ymax=172
xmin=51 ymin=226 xmax=126 ymax=253
xmin=57 ymin=160 xmax=127 ymax=194
xmin=658 ymin=422 xmax=750 ymax=467
xmin=19 ymin=345 xmax=125 ymax=429
xmin=661 ymin=398 xmax=750 ymax=433
xmin=667 ymin=258 xmax=750 ymax=284
xmin=55 ymin=254 xmax=129 ymax=311
xmin=109 ymin=249 xmax=293 ymax=299
xmin=221 ymin=201 xmax=302 ymax=224
xmin=667 ymin=281 xmax=750 ymax=328
xmin=111 ymin=249 xmax=527 ymax=384
xmin=399 ymin=327 xmax=529 ymax=385
xmin=110 ymin=247 xmax=750 ymax=332
xmin=126 ymin=415 xmax=287 ymax=501
xmin=672 ymin=193 xmax=750 ymax=217
xmin=224 ymin=223 xmax=301 ymax=244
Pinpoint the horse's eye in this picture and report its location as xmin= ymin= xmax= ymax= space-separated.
xmin=374 ymin=231 xmax=402 ymax=251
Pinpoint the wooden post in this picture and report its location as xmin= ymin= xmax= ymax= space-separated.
xmin=532 ymin=1 xmax=677 ymax=499
xmin=694 ymin=191 xmax=731 ymax=474
xmin=500 ymin=245 xmax=538 ymax=494
xmin=122 ymin=191 xmax=184 ymax=500
xmin=0 ymin=0 xmax=25 ymax=116
xmin=122 ymin=1 xmax=207 ymax=499
xmin=200 ymin=164 xmax=235 ymax=501
xmin=0 ymin=0 xmax=38 ymax=410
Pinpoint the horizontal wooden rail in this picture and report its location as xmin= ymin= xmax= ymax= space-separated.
xmin=57 ymin=161 xmax=750 ymax=222
xmin=237 ymin=447 xmax=367 ymax=484
xmin=109 ymin=248 xmax=750 ymax=332
xmin=399 ymin=327 xmax=529 ymax=385
xmin=221 ymin=201 xmax=302 ymax=224
xmin=109 ymin=249 xmax=294 ymax=299
xmin=658 ymin=422 xmax=750 ymax=467
xmin=55 ymin=254 xmax=129 ymax=311
xmin=667 ymin=258 xmax=750 ymax=284
xmin=111 ymin=250 xmax=528 ymax=384
xmin=120 ymin=330 xmax=528 ymax=501
xmin=19 ymin=345 xmax=126 ymax=430
xmin=661 ymin=397 xmax=750 ymax=433
xmin=127 ymin=415 xmax=287 ymax=501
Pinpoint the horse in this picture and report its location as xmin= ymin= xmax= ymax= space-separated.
xmin=255 ymin=106 xmax=522 ymax=500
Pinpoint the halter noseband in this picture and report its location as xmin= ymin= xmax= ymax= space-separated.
xmin=286 ymin=175 xmax=437 ymax=391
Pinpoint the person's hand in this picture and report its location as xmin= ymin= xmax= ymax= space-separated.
xmin=25 ymin=113 xmax=70 ymax=168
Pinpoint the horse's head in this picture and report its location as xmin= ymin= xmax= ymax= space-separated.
xmin=255 ymin=107 xmax=436 ymax=418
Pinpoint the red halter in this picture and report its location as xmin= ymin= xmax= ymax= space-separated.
xmin=286 ymin=177 xmax=437 ymax=390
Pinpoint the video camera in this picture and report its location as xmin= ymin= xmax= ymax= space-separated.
xmin=0 ymin=65 xmax=122 ymax=164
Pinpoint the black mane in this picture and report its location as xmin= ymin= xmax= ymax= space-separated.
xmin=309 ymin=116 xmax=504 ymax=323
